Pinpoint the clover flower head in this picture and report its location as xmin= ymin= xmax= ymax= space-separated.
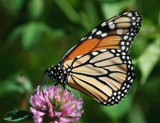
xmin=29 ymin=85 xmax=83 ymax=123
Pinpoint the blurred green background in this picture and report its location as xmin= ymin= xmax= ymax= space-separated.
xmin=0 ymin=0 xmax=160 ymax=123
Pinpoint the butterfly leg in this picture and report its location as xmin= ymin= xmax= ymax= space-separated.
xmin=61 ymin=83 xmax=71 ymax=92
xmin=54 ymin=82 xmax=59 ymax=86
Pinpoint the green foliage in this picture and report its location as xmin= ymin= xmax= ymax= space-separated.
xmin=0 ymin=0 xmax=160 ymax=123
xmin=0 ymin=74 xmax=32 ymax=97
xmin=128 ymin=104 xmax=146 ymax=123
xmin=4 ymin=110 xmax=32 ymax=122
xmin=28 ymin=0 xmax=44 ymax=19
xmin=138 ymin=39 xmax=160 ymax=84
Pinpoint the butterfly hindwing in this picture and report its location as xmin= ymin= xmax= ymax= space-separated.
xmin=64 ymin=49 xmax=135 ymax=105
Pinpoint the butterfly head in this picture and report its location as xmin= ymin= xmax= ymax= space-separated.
xmin=44 ymin=64 xmax=67 ymax=84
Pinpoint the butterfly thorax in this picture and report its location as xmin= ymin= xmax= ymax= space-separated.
xmin=44 ymin=63 xmax=67 ymax=84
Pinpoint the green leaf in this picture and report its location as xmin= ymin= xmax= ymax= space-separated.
xmin=0 ymin=0 xmax=24 ymax=13
xmin=0 ymin=73 xmax=32 ymax=97
xmin=28 ymin=0 xmax=44 ymax=19
xmin=84 ymin=0 xmax=99 ymax=25
xmin=101 ymin=0 xmax=133 ymax=18
xmin=138 ymin=39 xmax=160 ymax=84
xmin=6 ymin=25 xmax=23 ymax=45
xmin=128 ymin=104 xmax=146 ymax=123
xmin=55 ymin=0 xmax=80 ymax=23
xmin=4 ymin=110 xmax=33 ymax=122
xmin=137 ymin=0 xmax=159 ymax=23
xmin=22 ymin=22 xmax=42 ymax=49
xmin=10 ymin=0 xmax=24 ymax=12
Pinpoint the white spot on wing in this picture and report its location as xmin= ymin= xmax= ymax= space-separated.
xmin=100 ymin=49 xmax=107 ymax=52
xmin=111 ymin=49 xmax=116 ymax=53
xmin=88 ymin=36 xmax=92 ymax=39
xmin=121 ymin=41 xmax=125 ymax=45
xmin=127 ymin=77 xmax=131 ymax=80
xmin=96 ymin=30 xmax=102 ymax=35
xmin=121 ymin=46 xmax=125 ymax=50
xmin=108 ymin=21 xmax=113 ymax=25
xmin=122 ymin=52 xmax=126 ymax=55
xmin=130 ymin=79 xmax=134 ymax=83
xmin=128 ymin=60 xmax=131 ymax=64
xmin=132 ymin=17 xmax=136 ymax=20
xmin=77 ymin=55 xmax=82 ymax=58
xmin=92 ymin=52 xmax=98 ymax=55
xmin=127 ymin=13 xmax=132 ymax=17
xmin=129 ymin=37 xmax=132 ymax=41
xmin=81 ymin=36 xmax=87 ymax=41
xmin=114 ymin=92 xmax=117 ymax=96
xmin=124 ymin=36 xmax=128 ymax=40
xmin=122 ymin=56 xmax=125 ymax=59
xmin=103 ymin=102 xmax=107 ymax=104
xmin=109 ymin=24 xmax=115 ymax=29
xmin=116 ymin=53 xmax=120 ymax=56
xmin=133 ymin=22 xmax=136 ymax=25
xmin=126 ymin=42 xmax=130 ymax=45
xmin=101 ymin=33 xmax=107 ymax=37
xmin=92 ymin=28 xmax=97 ymax=34
xmin=117 ymin=95 xmax=121 ymax=100
xmin=101 ymin=22 xmax=107 ymax=27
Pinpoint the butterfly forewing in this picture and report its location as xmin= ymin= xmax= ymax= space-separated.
xmin=61 ymin=11 xmax=142 ymax=62
xmin=64 ymin=49 xmax=135 ymax=105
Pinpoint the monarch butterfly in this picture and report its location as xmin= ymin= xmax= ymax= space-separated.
xmin=45 ymin=11 xmax=142 ymax=105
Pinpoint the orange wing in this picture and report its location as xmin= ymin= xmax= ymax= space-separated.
xmin=61 ymin=11 xmax=142 ymax=62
